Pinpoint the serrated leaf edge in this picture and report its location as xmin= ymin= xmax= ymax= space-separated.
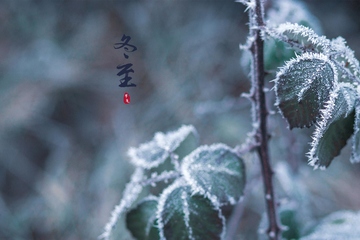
xmin=181 ymin=143 xmax=242 ymax=206
xmin=128 ymin=142 xmax=168 ymax=169
xmin=127 ymin=195 xmax=159 ymax=238
xmin=100 ymin=167 xmax=145 ymax=240
xmin=128 ymin=125 xmax=198 ymax=169
xmin=267 ymin=22 xmax=330 ymax=53
xmin=156 ymin=179 xmax=226 ymax=240
xmin=156 ymin=179 xmax=194 ymax=240
xmin=330 ymin=37 xmax=360 ymax=79
xmin=274 ymin=52 xmax=338 ymax=128
xmin=308 ymin=83 xmax=356 ymax=169
xmin=154 ymin=125 xmax=198 ymax=152
xmin=267 ymin=23 xmax=360 ymax=83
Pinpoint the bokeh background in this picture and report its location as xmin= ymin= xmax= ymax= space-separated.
xmin=1 ymin=0 xmax=360 ymax=239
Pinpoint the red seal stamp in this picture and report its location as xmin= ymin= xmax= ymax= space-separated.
xmin=123 ymin=92 xmax=130 ymax=104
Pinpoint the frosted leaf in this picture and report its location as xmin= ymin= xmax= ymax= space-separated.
xmin=330 ymin=37 xmax=360 ymax=82
xmin=100 ymin=168 xmax=144 ymax=240
xmin=300 ymin=211 xmax=360 ymax=240
xmin=261 ymin=0 xmax=322 ymax=71
xmin=308 ymin=83 xmax=356 ymax=169
xmin=274 ymin=52 xmax=337 ymax=128
xmin=128 ymin=125 xmax=197 ymax=169
xmin=256 ymin=0 xmax=321 ymax=70
xmin=258 ymin=202 xmax=306 ymax=240
xmin=181 ymin=143 xmax=246 ymax=206
xmin=126 ymin=196 xmax=160 ymax=240
xmin=154 ymin=125 xmax=197 ymax=152
xmin=157 ymin=179 xmax=225 ymax=240
xmin=266 ymin=22 xmax=331 ymax=53
xmin=351 ymin=100 xmax=360 ymax=163
xmin=267 ymin=23 xmax=360 ymax=84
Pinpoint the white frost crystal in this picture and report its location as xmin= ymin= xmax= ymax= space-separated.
xmin=128 ymin=125 xmax=197 ymax=169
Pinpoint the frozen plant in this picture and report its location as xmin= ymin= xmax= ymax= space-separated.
xmin=100 ymin=125 xmax=246 ymax=240
xmin=101 ymin=0 xmax=360 ymax=239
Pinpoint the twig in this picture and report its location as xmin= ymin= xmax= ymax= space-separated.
xmin=248 ymin=0 xmax=281 ymax=239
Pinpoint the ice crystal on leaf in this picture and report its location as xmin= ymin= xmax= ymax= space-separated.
xmin=268 ymin=23 xmax=360 ymax=84
xmin=181 ymin=143 xmax=246 ymax=206
xmin=128 ymin=125 xmax=197 ymax=169
xmin=308 ymin=83 xmax=356 ymax=169
xmin=126 ymin=196 xmax=160 ymax=240
xmin=274 ymin=52 xmax=337 ymax=128
xmin=156 ymin=179 xmax=226 ymax=240
xmin=266 ymin=22 xmax=330 ymax=53
xmin=100 ymin=168 xmax=145 ymax=240
xmin=270 ymin=20 xmax=360 ymax=169
xmin=330 ymin=37 xmax=360 ymax=83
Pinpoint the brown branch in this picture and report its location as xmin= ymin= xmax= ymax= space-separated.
xmin=249 ymin=0 xmax=281 ymax=239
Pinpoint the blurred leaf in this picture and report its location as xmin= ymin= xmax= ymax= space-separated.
xmin=263 ymin=0 xmax=321 ymax=72
xmin=181 ymin=143 xmax=245 ymax=205
xmin=264 ymin=39 xmax=296 ymax=71
xmin=275 ymin=53 xmax=336 ymax=128
xmin=157 ymin=180 xmax=225 ymax=240
xmin=301 ymin=211 xmax=360 ymax=240
xmin=259 ymin=203 xmax=305 ymax=240
xmin=126 ymin=196 xmax=160 ymax=240
xmin=128 ymin=125 xmax=197 ymax=169
xmin=281 ymin=208 xmax=301 ymax=240
xmin=309 ymin=84 xmax=356 ymax=168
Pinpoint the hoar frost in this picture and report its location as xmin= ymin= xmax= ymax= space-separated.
xmin=128 ymin=125 xmax=197 ymax=169
xmin=99 ymin=167 xmax=144 ymax=240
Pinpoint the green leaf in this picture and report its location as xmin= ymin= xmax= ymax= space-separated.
xmin=269 ymin=23 xmax=330 ymax=54
xmin=275 ymin=53 xmax=337 ymax=128
xmin=308 ymin=84 xmax=356 ymax=169
xmin=181 ymin=143 xmax=246 ymax=205
xmin=300 ymin=211 xmax=360 ymax=240
xmin=264 ymin=39 xmax=296 ymax=71
xmin=280 ymin=208 xmax=301 ymax=240
xmin=258 ymin=205 xmax=301 ymax=240
xmin=126 ymin=196 xmax=160 ymax=240
xmin=128 ymin=125 xmax=197 ymax=169
xmin=264 ymin=0 xmax=322 ymax=72
xmin=157 ymin=180 xmax=225 ymax=240
xmin=331 ymin=37 xmax=360 ymax=83
xmin=351 ymin=100 xmax=360 ymax=163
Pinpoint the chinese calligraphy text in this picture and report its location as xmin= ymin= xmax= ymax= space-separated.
xmin=115 ymin=34 xmax=137 ymax=88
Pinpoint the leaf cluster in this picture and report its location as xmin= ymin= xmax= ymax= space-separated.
xmin=269 ymin=23 xmax=360 ymax=169
xmin=103 ymin=125 xmax=246 ymax=240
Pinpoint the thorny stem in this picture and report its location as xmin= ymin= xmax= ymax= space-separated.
xmin=248 ymin=0 xmax=281 ymax=239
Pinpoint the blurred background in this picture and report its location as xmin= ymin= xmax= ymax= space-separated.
xmin=0 ymin=0 xmax=360 ymax=239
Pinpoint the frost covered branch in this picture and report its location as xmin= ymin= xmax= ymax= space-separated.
xmin=247 ymin=0 xmax=281 ymax=239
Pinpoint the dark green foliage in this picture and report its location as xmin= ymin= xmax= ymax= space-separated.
xmin=275 ymin=54 xmax=335 ymax=128
xmin=126 ymin=198 xmax=160 ymax=240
